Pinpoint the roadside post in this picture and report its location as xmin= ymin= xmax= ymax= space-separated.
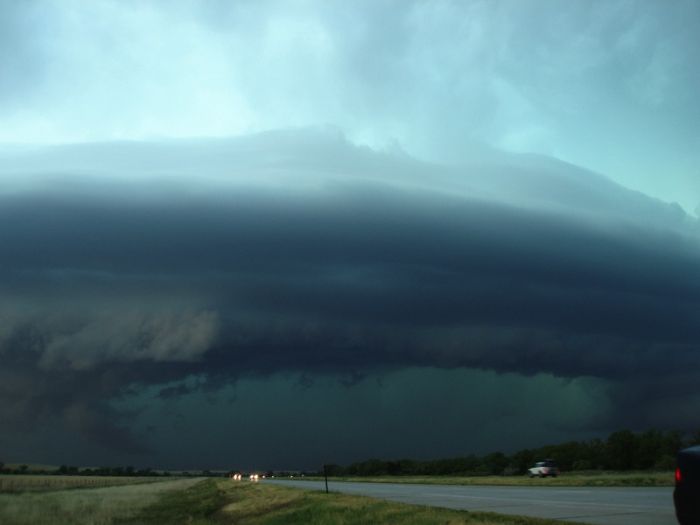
xmin=323 ymin=464 xmax=329 ymax=494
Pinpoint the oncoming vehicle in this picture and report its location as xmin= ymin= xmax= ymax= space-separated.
xmin=528 ymin=460 xmax=559 ymax=478
xmin=675 ymin=446 xmax=700 ymax=525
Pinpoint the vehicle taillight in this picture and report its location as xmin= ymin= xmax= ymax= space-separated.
xmin=675 ymin=467 xmax=682 ymax=485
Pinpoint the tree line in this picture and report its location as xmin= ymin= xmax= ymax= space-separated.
xmin=323 ymin=429 xmax=699 ymax=477
xmin=0 ymin=463 xmax=215 ymax=477
xmin=2 ymin=428 xmax=697 ymax=478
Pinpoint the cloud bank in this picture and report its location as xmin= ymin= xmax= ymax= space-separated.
xmin=1 ymin=129 xmax=698 ymax=463
xmin=2 ymin=0 xmax=699 ymax=467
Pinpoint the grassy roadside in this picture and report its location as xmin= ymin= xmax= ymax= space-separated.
xmin=113 ymin=478 xmax=225 ymax=524
xmin=291 ymin=470 xmax=674 ymax=487
xmin=123 ymin=478 xmax=580 ymax=525
xmin=0 ymin=478 xmax=204 ymax=525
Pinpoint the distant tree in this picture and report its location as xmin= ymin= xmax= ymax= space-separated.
xmin=386 ymin=461 xmax=402 ymax=475
xmin=586 ymin=438 xmax=607 ymax=469
xmin=571 ymin=459 xmax=593 ymax=471
xmin=511 ymin=449 xmax=535 ymax=474
xmin=637 ymin=429 xmax=664 ymax=469
xmin=481 ymin=452 xmax=508 ymax=475
xmin=654 ymin=455 xmax=675 ymax=470
xmin=687 ymin=430 xmax=700 ymax=447
xmin=664 ymin=430 xmax=683 ymax=455
xmin=606 ymin=430 xmax=637 ymax=470
xmin=326 ymin=427 xmax=683 ymax=478
xmin=324 ymin=464 xmax=343 ymax=476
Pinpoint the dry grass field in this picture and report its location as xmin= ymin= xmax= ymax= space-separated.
xmin=0 ymin=475 xmax=166 ymax=493
xmin=0 ymin=477 xmax=203 ymax=525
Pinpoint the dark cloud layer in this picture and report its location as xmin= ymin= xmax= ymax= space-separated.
xmin=2 ymin=0 xmax=699 ymax=469
xmin=1 ymin=130 xmax=699 ymax=463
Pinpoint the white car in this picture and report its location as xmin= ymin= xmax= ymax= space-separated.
xmin=528 ymin=460 xmax=559 ymax=478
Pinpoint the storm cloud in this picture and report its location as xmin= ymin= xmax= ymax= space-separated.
xmin=1 ymin=0 xmax=699 ymax=469
xmin=1 ymin=130 xmax=699 ymax=464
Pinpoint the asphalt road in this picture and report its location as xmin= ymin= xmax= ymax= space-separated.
xmin=266 ymin=479 xmax=676 ymax=525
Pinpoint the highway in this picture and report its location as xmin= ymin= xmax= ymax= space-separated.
xmin=266 ymin=479 xmax=676 ymax=525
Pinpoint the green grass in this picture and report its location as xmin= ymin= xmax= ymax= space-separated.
xmin=115 ymin=478 xmax=225 ymax=525
xmin=217 ymin=481 xmax=579 ymax=524
xmin=294 ymin=470 xmax=674 ymax=487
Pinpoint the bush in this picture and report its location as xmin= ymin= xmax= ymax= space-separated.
xmin=654 ymin=455 xmax=675 ymax=470
xmin=571 ymin=460 xmax=593 ymax=471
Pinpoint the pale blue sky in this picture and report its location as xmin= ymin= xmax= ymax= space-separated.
xmin=1 ymin=0 xmax=698 ymax=213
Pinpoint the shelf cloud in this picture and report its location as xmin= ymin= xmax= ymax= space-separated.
xmin=1 ymin=130 xmax=698 ymax=461
xmin=1 ymin=0 xmax=699 ymax=468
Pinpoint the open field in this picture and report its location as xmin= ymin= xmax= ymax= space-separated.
xmin=0 ymin=477 xmax=576 ymax=524
xmin=296 ymin=471 xmax=674 ymax=487
xmin=0 ymin=477 xmax=204 ymax=525
xmin=0 ymin=475 xmax=169 ymax=493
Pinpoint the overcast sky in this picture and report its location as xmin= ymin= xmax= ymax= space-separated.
xmin=1 ymin=0 xmax=699 ymax=470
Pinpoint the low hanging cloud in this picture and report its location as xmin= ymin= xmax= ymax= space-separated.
xmin=1 ymin=129 xmax=699 ymax=453
xmin=36 ymin=310 xmax=219 ymax=371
